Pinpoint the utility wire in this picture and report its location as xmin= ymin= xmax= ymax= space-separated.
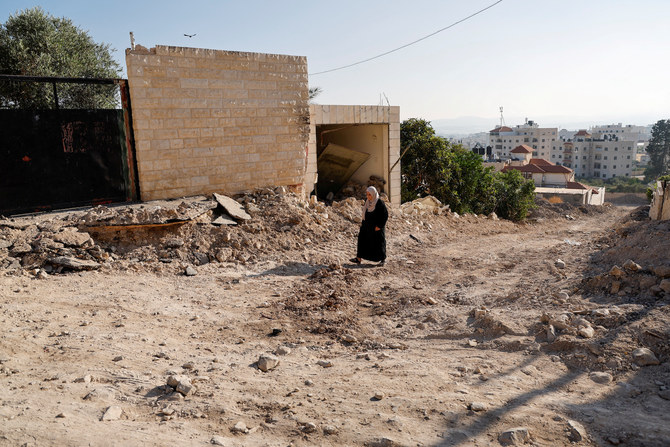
xmin=309 ymin=0 xmax=503 ymax=76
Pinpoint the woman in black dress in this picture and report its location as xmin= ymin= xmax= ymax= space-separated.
xmin=350 ymin=186 xmax=388 ymax=266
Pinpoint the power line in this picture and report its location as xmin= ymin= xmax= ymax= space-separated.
xmin=309 ymin=0 xmax=503 ymax=76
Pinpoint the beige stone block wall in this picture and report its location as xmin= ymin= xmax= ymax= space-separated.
xmin=308 ymin=105 xmax=401 ymax=205
xmin=126 ymin=45 xmax=309 ymax=201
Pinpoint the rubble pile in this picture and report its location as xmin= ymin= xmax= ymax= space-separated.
xmin=1 ymin=190 xmax=462 ymax=277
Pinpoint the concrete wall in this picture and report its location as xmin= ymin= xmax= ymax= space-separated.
xmin=308 ymin=105 xmax=401 ymax=205
xmin=126 ymin=45 xmax=310 ymax=201
xmin=650 ymin=181 xmax=670 ymax=220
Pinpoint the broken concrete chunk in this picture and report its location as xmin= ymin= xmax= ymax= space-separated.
xmin=49 ymin=256 xmax=100 ymax=270
xmin=212 ymin=215 xmax=237 ymax=226
xmin=167 ymin=375 xmax=193 ymax=395
xmin=213 ymin=193 xmax=251 ymax=221
xmin=52 ymin=229 xmax=92 ymax=247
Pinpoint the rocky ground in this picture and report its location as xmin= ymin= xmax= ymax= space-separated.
xmin=0 ymin=191 xmax=668 ymax=446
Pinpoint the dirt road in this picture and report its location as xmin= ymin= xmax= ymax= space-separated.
xmin=1 ymin=199 xmax=668 ymax=446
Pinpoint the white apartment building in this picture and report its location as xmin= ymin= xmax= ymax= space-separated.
xmin=554 ymin=130 xmax=636 ymax=179
xmin=590 ymin=123 xmax=649 ymax=143
xmin=489 ymin=119 xmax=558 ymax=160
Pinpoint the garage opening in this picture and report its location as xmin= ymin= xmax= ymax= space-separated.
xmin=314 ymin=123 xmax=389 ymax=201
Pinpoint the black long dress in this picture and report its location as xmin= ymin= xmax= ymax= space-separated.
xmin=356 ymin=199 xmax=388 ymax=262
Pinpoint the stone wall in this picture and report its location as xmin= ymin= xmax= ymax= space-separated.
xmin=125 ymin=45 xmax=309 ymax=201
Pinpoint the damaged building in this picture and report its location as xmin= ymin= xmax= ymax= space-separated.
xmin=125 ymin=44 xmax=400 ymax=207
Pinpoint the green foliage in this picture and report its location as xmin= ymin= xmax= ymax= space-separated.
xmin=400 ymin=118 xmax=453 ymax=202
xmin=576 ymin=176 xmax=648 ymax=193
xmin=0 ymin=7 xmax=121 ymax=109
xmin=644 ymin=119 xmax=670 ymax=180
xmin=442 ymin=148 xmax=497 ymax=215
xmin=493 ymin=169 xmax=536 ymax=221
xmin=400 ymin=118 xmax=536 ymax=221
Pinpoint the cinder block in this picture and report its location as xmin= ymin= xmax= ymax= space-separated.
xmin=154 ymin=129 xmax=178 ymax=140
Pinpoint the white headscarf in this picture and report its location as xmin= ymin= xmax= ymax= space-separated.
xmin=362 ymin=186 xmax=379 ymax=220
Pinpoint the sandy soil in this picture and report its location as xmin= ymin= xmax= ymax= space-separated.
xmin=0 ymin=195 xmax=668 ymax=447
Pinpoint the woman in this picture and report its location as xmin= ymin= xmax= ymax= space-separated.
xmin=350 ymin=186 xmax=388 ymax=266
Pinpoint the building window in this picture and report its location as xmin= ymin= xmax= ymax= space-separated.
xmin=552 ymin=155 xmax=556 ymax=158
xmin=614 ymin=156 xmax=617 ymax=160
xmin=603 ymin=165 xmax=607 ymax=169
xmin=626 ymin=164 xmax=629 ymax=168
xmin=627 ymin=155 xmax=631 ymax=159
xmin=605 ymin=148 xmax=608 ymax=151
xmin=604 ymin=156 xmax=608 ymax=160
xmin=583 ymin=156 xmax=587 ymax=159
xmin=613 ymin=165 xmax=616 ymax=169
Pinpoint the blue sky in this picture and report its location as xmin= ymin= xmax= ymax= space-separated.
xmin=3 ymin=0 xmax=669 ymax=131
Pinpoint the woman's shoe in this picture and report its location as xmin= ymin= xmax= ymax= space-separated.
xmin=349 ymin=257 xmax=361 ymax=264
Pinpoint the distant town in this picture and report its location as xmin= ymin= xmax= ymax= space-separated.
xmin=442 ymin=120 xmax=651 ymax=180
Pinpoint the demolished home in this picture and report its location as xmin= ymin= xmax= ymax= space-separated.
xmin=125 ymin=44 xmax=401 ymax=209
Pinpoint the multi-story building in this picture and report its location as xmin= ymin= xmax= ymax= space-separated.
xmin=555 ymin=130 xmax=637 ymax=179
xmin=489 ymin=119 xmax=558 ymax=160
xmin=590 ymin=123 xmax=649 ymax=143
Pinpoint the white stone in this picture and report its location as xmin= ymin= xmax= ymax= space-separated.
xmin=555 ymin=259 xmax=566 ymax=269
xmin=101 ymin=405 xmax=123 ymax=421
xmin=231 ymin=421 xmax=248 ymax=434
xmin=498 ymin=427 xmax=531 ymax=445
xmin=323 ymin=425 xmax=338 ymax=435
xmin=276 ymin=346 xmax=291 ymax=356
xmin=578 ymin=326 xmax=595 ymax=339
xmin=469 ymin=402 xmax=487 ymax=412
xmin=632 ymin=348 xmax=659 ymax=366
xmin=257 ymin=354 xmax=279 ymax=372
xmin=589 ymin=372 xmax=613 ymax=384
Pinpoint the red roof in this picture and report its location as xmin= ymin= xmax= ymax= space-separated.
xmin=503 ymin=157 xmax=573 ymax=175
xmin=574 ymin=130 xmax=591 ymax=137
xmin=567 ymin=181 xmax=589 ymax=190
xmin=502 ymin=164 xmax=545 ymax=174
xmin=489 ymin=126 xmax=513 ymax=133
xmin=541 ymin=165 xmax=573 ymax=174
xmin=510 ymin=144 xmax=533 ymax=154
